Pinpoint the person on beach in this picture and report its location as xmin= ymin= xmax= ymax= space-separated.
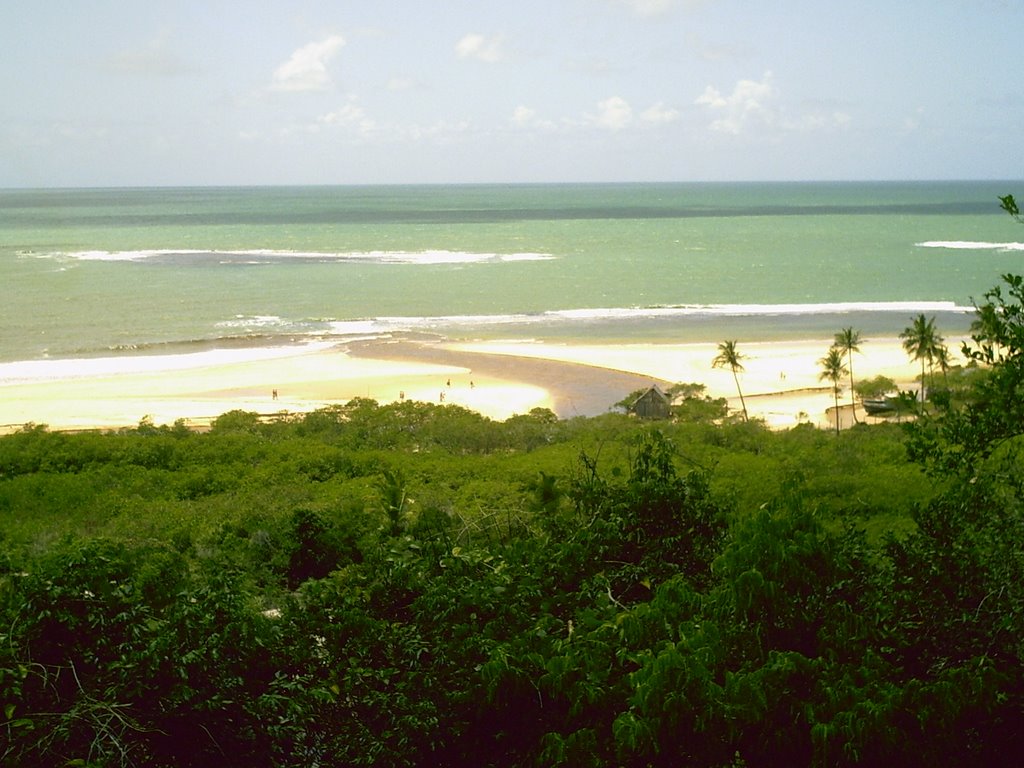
xmin=272 ymin=389 xmax=278 ymax=400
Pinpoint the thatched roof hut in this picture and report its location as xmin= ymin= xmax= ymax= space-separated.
xmin=627 ymin=386 xmax=671 ymax=420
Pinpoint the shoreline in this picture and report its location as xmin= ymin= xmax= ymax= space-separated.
xmin=0 ymin=333 xmax=962 ymax=435
xmin=443 ymin=336 xmax=948 ymax=429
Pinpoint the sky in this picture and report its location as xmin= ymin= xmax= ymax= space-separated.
xmin=2 ymin=0 xmax=1022 ymax=187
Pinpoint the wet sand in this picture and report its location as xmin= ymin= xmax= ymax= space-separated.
xmin=344 ymin=337 xmax=672 ymax=419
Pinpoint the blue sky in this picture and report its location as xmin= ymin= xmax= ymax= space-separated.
xmin=2 ymin=0 xmax=1022 ymax=187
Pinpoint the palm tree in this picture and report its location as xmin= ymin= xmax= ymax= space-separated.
xmin=900 ymin=314 xmax=943 ymax=403
xmin=834 ymin=327 xmax=863 ymax=423
xmin=819 ymin=346 xmax=849 ymax=434
xmin=712 ymin=340 xmax=748 ymax=422
xmin=933 ymin=342 xmax=952 ymax=388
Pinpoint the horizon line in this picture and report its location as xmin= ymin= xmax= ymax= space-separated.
xmin=4 ymin=178 xmax=1024 ymax=193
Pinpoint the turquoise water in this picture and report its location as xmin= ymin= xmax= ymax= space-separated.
xmin=2 ymin=181 xmax=1021 ymax=363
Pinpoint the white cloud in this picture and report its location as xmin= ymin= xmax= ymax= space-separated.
xmin=696 ymin=72 xmax=852 ymax=137
xmin=513 ymin=105 xmax=538 ymax=126
xmin=317 ymin=100 xmax=375 ymax=135
xmin=611 ymin=0 xmax=708 ymax=16
xmin=399 ymin=119 xmax=473 ymax=144
xmin=455 ymin=33 xmax=505 ymax=63
xmin=271 ymin=35 xmax=346 ymax=92
xmin=640 ymin=102 xmax=680 ymax=124
xmin=614 ymin=0 xmax=676 ymax=16
xmin=511 ymin=105 xmax=559 ymax=132
xmin=695 ymin=71 xmax=777 ymax=134
xmin=593 ymin=96 xmax=634 ymax=131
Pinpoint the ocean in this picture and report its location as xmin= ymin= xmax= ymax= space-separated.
xmin=2 ymin=181 xmax=1022 ymax=369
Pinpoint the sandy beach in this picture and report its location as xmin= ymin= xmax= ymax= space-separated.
xmin=443 ymin=336 xmax=949 ymax=429
xmin=0 ymin=333 xmax=960 ymax=434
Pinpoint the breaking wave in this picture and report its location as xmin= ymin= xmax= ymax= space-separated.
xmin=33 ymin=248 xmax=557 ymax=265
xmin=325 ymin=301 xmax=974 ymax=336
xmin=916 ymin=240 xmax=1024 ymax=251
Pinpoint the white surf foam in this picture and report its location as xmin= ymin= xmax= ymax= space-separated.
xmin=916 ymin=240 xmax=1024 ymax=251
xmin=45 ymin=248 xmax=556 ymax=264
xmin=215 ymin=315 xmax=289 ymax=330
xmin=324 ymin=301 xmax=974 ymax=336
xmin=638 ymin=301 xmax=974 ymax=316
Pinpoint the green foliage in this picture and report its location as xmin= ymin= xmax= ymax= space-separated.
xmin=668 ymin=382 xmax=730 ymax=422
xmin=900 ymin=314 xmax=946 ymax=403
xmin=999 ymin=193 xmax=1020 ymax=220
xmin=615 ymin=387 xmax=649 ymax=411
xmin=502 ymin=407 xmax=560 ymax=450
xmin=853 ymin=374 xmax=896 ymax=399
xmin=667 ymin=381 xmax=709 ymax=400
xmin=0 ymin=538 xmax=286 ymax=766
xmin=907 ymin=273 xmax=1024 ymax=475
xmin=285 ymin=507 xmax=359 ymax=588
xmin=210 ymin=408 xmax=264 ymax=433
xmin=376 ymin=465 xmax=409 ymax=538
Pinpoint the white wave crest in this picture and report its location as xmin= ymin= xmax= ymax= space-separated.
xmin=325 ymin=301 xmax=974 ymax=336
xmin=46 ymin=248 xmax=556 ymax=264
xmin=916 ymin=240 xmax=1024 ymax=251
xmin=65 ymin=249 xmax=164 ymax=261
xmin=639 ymin=301 xmax=974 ymax=316
xmin=215 ymin=315 xmax=288 ymax=330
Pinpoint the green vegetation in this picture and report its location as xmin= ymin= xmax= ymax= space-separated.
xmin=853 ymin=374 xmax=896 ymax=400
xmin=900 ymin=314 xmax=947 ymax=403
xmin=999 ymin=193 xmax=1020 ymax=221
xmin=3 ymin=267 xmax=1024 ymax=765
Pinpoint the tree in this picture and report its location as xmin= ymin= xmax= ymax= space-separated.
xmin=854 ymin=374 xmax=897 ymax=401
xmin=712 ymin=340 xmax=749 ymax=422
xmin=900 ymin=314 xmax=943 ymax=403
xmin=999 ymin=193 xmax=1021 ymax=222
xmin=909 ymin=273 xmax=1024 ymax=474
xmin=818 ymin=347 xmax=849 ymax=434
xmin=834 ymin=327 xmax=863 ymax=423
xmin=664 ymin=382 xmax=729 ymax=422
xmin=933 ymin=342 xmax=953 ymax=389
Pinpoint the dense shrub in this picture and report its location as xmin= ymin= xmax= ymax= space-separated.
xmin=3 ymin=275 xmax=1024 ymax=768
